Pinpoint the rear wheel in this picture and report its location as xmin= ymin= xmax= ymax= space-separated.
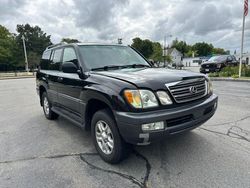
xmin=91 ymin=109 xmax=130 ymax=164
xmin=42 ymin=92 xmax=58 ymax=120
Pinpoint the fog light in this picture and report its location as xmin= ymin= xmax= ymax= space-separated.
xmin=142 ymin=121 xmax=164 ymax=131
xmin=214 ymin=102 xmax=217 ymax=109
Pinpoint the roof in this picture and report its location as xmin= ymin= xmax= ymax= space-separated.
xmin=166 ymin=48 xmax=182 ymax=56
xmin=77 ymin=42 xmax=127 ymax=47
xmin=45 ymin=42 xmax=127 ymax=51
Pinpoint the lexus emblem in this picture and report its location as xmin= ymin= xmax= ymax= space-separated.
xmin=189 ymin=86 xmax=198 ymax=94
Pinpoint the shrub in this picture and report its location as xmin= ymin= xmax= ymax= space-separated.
xmin=219 ymin=66 xmax=250 ymax=77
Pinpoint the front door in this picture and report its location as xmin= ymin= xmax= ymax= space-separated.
xmin=57 ymin=47 xmax=83 ymax=115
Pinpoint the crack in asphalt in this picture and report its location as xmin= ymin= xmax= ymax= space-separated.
xmin=79 ymin=150 xmax=151 ymax=188
xmin=200 ymin=114 xmax=250 ymax=143
xmin=200 ymin=125 xmax=250 ymax=143
xmin=0 ymin=150 xmax=152 ymax=188
xmin=0 ymin=152 xmax=86 ymax=164
xmin=205 ymin=115 xmax=250 ymax=127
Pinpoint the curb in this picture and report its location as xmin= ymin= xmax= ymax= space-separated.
xmin=210 ymin=77 xmax=250 ymax=82
xmin=0 ymin=76 xmax=35 ymax=80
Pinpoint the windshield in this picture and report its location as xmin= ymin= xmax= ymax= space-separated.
xmin=208 ymin=55 xmax=227 ymax=62
xmin=79 ymin=45 xmax=150 ymax=70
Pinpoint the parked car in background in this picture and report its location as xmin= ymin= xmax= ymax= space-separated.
xmin=172 ymin=62 xmax=184 ymax=68
xmin=200 ymin=55 xmax=238 ymax=74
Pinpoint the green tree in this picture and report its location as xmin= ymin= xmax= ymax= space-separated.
xmin=61 ymin=38 xmax=80 ymax=43
xmin=14 ymin=24 xmax=52 ymax=68
xmin=16 ymin=24 xmax=52 ymax=54
xmin=165 ymin=54 xmax=172 ymax=64
xmin=150 ymin=42 xmax=163 ymax=62
xmin=171 ymin=38 xmax=191 ymax=55
xmin=131 ymin=37 xmax=153 ymax=58
xmin=0 ymin=25 xmax=19 ymax=71
xmin=212 ymin=48 xmax=227 ymax=55
xmin=192 ymin=42 xmax=213 ymax=56
xmin=27 ymin=51 xmax=40 ymax=70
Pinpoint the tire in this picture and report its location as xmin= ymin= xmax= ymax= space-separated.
xmin=91 ymin=109 xmax=130 ymax=164
xmin=41 ymin=92 xmax=58 ymax=120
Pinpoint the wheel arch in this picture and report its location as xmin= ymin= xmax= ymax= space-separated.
xmin=84 ymin=98 xmax=115 ymax=131
xmin=39 ymin=85 xmax=47 ymax=106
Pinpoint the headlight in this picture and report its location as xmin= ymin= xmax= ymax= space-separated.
xmin=156 ymin=91 xmax=172 ymax=105
xmin=124 ymin=89 xmax=158 ymax=108
xmin=207 ymin=78 xmax=213 ymax=94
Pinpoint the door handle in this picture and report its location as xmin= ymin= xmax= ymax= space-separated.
xmin=57 ymin=77 xmax=63 ymax=82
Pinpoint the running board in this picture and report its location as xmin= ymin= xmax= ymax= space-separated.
xmin=51 ymin=106 xmax=84 ymax=128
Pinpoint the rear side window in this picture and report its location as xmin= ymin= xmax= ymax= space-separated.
xmin=49 ymin=48 xmax=62 ymax=70
xmin=40 ymin=50 xmax=51 ymax=70
xmin=40 ymin=49 xmax=62 ymax=70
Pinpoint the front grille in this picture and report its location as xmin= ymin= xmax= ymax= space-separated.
xmin=167 ymin=78 xmax=207 ymax=103
xmin=167 ymin=115 xmax=193 ymax=127
xmin=201 ymin=64 xmax=216 ymax=69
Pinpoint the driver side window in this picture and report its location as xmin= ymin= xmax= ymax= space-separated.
xmin=63 ymin=48 xmax=78 ymax=67
xmin=227 ymin=56 xmax=233 ymax=61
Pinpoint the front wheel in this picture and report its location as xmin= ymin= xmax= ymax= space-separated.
xmin=42 ymin=92 xmax=58 ymax=120
xmin=91 ymin=109 xmax=130 ymax=164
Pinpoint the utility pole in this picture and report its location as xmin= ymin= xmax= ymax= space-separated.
xmin=163 ymin=34 xmax=172 ymax=67
xmin=239 ymin=9 xmax=245 ymax=77
xmin=21 ymin=35 xmax=29 ymax=72
xmin=239 ymin=0 xmax=248 ymax=77
xmin=163 ymin=35 xmax=166 ymax=67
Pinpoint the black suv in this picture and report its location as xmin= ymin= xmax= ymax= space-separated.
xmin=200 ymin=55 xmax=238 ymax=74
xmin=36 ymin=43 xmax=218 ymax=163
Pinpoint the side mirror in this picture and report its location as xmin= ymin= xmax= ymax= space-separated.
xmin=62 ymin=62 xmax=78 ymax=73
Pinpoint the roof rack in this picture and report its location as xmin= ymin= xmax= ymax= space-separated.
xmin=46 ymin=42 xmax=67 ymax=50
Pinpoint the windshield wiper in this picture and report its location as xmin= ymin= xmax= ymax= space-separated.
xmin=91 ymin=64 xmax=151 ymax=71
xmin=124 ymin=64 xmax=151 ymax=68
xmin=91 ymin=65 xmax=124 ymax=71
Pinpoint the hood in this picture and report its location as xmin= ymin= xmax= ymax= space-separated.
xmin=91 ymin=68 xmax=204 ymax=90
xmin=202 ymin=61 xmax=217 ymax=65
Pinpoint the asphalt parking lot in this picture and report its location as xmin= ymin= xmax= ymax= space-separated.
xmin=0 ymin=78 xmax=250 ymax=188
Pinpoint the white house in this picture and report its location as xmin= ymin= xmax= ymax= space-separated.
xmin=182 ymin=57 xmax=200 ymax=67
xmin=164 ymin=48 xmax=183 ymax=64
xmin=235 ymin=52 xmax=250 ymax=65
xmin=182 ymin=56 xmax=211 ymax=67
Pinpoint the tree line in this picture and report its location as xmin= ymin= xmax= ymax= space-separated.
xmin=0 ymin=24 xmax=80 ymax=72
xmin=131 ymin=37 xmax=229 ymax=63
xmin=0 ymin=23 xmax=229 ymax=71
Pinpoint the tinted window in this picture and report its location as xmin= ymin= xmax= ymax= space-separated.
xmin=53 ymin=49 xmax=63 ymax=63
xmin=40 ymin=50 xmax=51 ymax=70
xmin=79 ymin=45 xmax=149 ymax=70
xmin=209 ymin=55 xmax=227 ymax=62
xmin=62 ymin=48 xmax=78 ymax=67
xmin=63 ymin=48 xmax=77 ymax=62
xmin=227 ymin=56 xmax=233 ymax=61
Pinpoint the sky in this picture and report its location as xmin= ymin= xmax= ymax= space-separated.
xmin=0 ymin=0 xmax=249 ymax=53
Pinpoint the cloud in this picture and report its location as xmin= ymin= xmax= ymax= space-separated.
xmin=0 ymin=0 xmax=249 ymax=52
xmin=0 ymin=0 xmax=27 ymax=18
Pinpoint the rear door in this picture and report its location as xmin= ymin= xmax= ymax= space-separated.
xmin=57 ymin=47 xmax=83 ymax=115
xmin=39 ymin=49 xmax=61 ymax=105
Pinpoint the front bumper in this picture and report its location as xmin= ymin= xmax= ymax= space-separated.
xmin=200 ymin=67 xmax=220 ymax=73
xmin=114 ymin=94 xmax=218 ymax=145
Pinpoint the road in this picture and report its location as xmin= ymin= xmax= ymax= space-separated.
xmin=0 ymin=78 xmax=250 ymax=188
